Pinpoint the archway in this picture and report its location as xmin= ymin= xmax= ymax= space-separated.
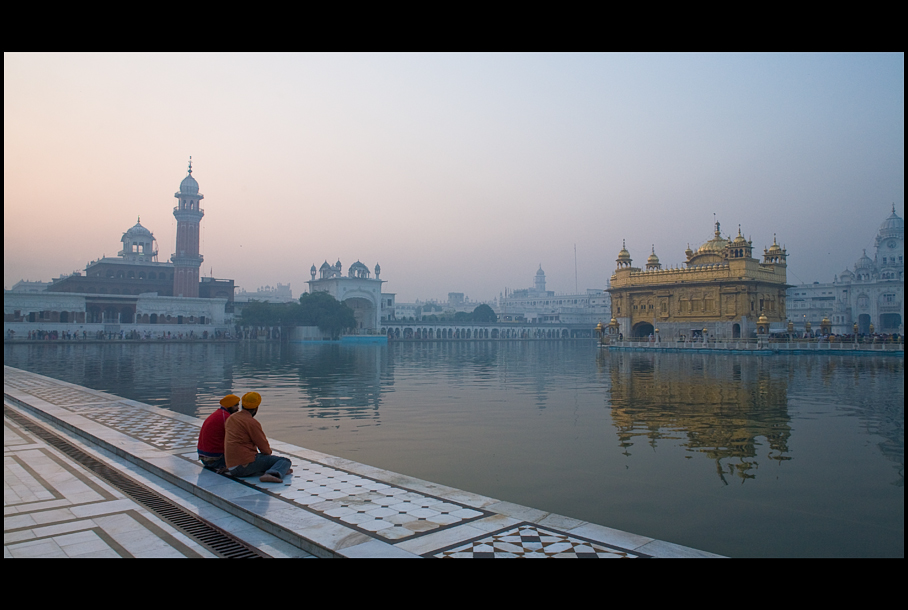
xmin=343 ymin=297 xmax=376 ymax=331
xmin=103 ymin=307 xmax=119 ymax=323
xmin=733 ymin=323 xmax=741 ymax=339
xmin=858 ymin=314 xmax=871 ymax=335
xmin=632 ymin=322 xmax=654 ymax=338
xmin=879 ymin=313 xmax=901 ymax=332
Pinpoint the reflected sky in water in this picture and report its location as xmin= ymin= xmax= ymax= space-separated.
xmin=5 ymin=341 xmax=903 ymax=557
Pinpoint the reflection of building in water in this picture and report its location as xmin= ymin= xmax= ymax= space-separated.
xmin=603 ymin=351 xmax=792 ymax=484
xmin=292 ymin=343 xmax=386 ymax=423
xmin=815 ymin=356 xmax=904 ymax=486
xmin=787 ymin=206 xmax=904 ymax=334
xmin=607 ymin=221 xmax=790 ymax=339
xmin=2 ymin=343 xmax=237 ymax=418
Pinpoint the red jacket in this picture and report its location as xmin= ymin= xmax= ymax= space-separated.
xmin=197 ymin=407 xmax=233 ymax=456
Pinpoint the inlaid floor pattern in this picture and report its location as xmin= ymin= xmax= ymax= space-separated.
xmin=183 ymin=452 xmax=487 ymax=541
xmin=431 ymin=523 xmax=649 ymax=558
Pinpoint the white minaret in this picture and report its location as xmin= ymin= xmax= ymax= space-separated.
xmin=534 ymin=265 xmax=546 ymax=293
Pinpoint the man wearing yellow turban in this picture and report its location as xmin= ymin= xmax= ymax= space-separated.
xmin=224 ymin=392 xmax=292 ymax=483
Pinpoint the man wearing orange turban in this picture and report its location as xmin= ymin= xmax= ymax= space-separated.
xmin=197 ymin=394 xmax=241 ymax=472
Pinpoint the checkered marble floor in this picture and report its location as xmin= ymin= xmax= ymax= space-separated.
xmin=3 ymin=371 xmax=118 ymax=407
xmin=4 ymin=370 xmax=200 ymax=451
xmin=78 ymin=404 xmax=199 ymax=450
xmin=181 ymin=452 xmax=488 ymax=541
xmin=430 ymin=523 xmax=651 ymax=558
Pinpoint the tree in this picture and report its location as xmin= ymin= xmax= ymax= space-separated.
xmin=472 ymin=304 xmax=497 ymax=323
xmin=296 ymin=291 xmax=357 ymax=340
xmin=239 ymin=300 xmax=291 ymax=327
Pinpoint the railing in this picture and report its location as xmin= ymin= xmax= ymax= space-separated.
xmin=601 ymin=338 xmax=904 ymax=352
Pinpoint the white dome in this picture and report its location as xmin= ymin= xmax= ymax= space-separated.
xmin=179 ymin=172 xmax=199 ymax=195
xmin=125 ymin=220 xmax=152 ymax=238
xmin=880 ymin=208 xmax=904 ymax=232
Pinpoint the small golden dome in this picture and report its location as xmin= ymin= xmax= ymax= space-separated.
xmin=767 ymin=234 xmax=782 ymax=253
xmin=647 ymin=246 xmax=660 ymax=264
xmin=758 ymin=313 xmax=769 ymax=324
xmin=617 ymin=239 xmax=631 ymax=260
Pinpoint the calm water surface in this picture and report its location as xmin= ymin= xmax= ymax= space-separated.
xmin=5 ymin=341 xmax=903 ymax=557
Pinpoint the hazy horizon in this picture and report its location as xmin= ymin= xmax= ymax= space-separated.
xmin=5 ymin=53 xmax=904 ymax=302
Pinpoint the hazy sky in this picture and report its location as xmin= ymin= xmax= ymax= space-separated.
xmin=4 ymin=53 xmax=904 ymax=302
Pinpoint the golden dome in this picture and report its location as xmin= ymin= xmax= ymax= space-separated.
xmin=647 ymin=246 xmax=660 ymax=265
xmin=767 ymin=234 xmax=782 ymax=253
xmin=617 ymin=239 xmax=631 ymax=260
xmin=699 ymin=236 xmax=729 ymax=253
xmin=697 ymin=220 xmax=728 ymax=253
xmin=758 ymin=313 xmax=769 ymax=324
xmin=733 ymin=225 xmax=747 ymax=245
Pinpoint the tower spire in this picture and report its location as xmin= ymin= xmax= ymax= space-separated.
xmin=188 ymin=156 xmax=192 ymax=174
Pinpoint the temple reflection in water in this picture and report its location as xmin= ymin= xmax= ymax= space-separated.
xmin=600 ymin=350 xmax=792 ymax=484
xmin=6 ymin=341 xmax=903 ymax=557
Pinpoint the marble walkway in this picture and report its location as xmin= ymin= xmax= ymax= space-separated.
xmin=4 ymin=366 xmax=722 ymax=558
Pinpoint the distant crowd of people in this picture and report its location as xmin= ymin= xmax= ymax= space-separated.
xmin=7 ymin=329 xmax=234 ymax=341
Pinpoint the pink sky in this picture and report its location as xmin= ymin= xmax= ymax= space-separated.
xmin=5 ymin=53 xmax=904 ymax=301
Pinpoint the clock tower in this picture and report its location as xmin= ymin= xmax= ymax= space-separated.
xmin=874 ymin=204 xmax=904 ymax=276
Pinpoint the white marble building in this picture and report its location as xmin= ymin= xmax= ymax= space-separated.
xmin=499 ymin=266 xmax=611 ymax=324
xmin=4 ymin=290 xmax=230 ymax=336
xmin=307 ymin=260 xmax=389 ymax=332
xmin=786 ymin=206 xmax=904 ymax=334
xmin=234 ymin=283 xmax=294 ymax=303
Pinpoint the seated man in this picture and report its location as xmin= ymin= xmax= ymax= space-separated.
xmin=197 ymin=394 xmax=241 ymax=472
xmin=225 ymin=392 xmax=292 ymax=483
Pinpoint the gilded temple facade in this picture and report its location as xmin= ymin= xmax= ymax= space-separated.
xmin=607 ymin=222 xmax=791 ymax=340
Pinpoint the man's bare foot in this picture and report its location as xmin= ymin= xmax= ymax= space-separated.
xmin=259 ymin=474 xmax=282 ymax=483
xmin=288 ymin=469 xmax=293 ymax=474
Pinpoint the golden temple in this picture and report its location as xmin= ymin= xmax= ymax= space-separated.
xmin=607 ymin=221 xmax=791 ymax=340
